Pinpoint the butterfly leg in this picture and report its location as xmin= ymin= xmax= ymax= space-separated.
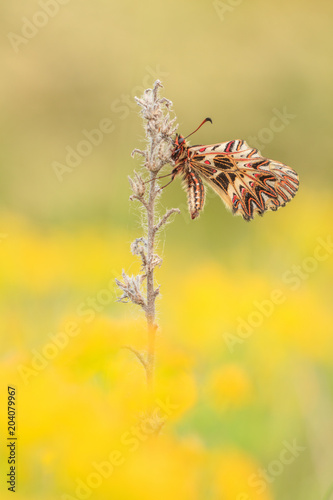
xmin=160 ymin=165 xmax=182 ymax=189
xmin=160 ymin=177 xmax=175 ymax=189
xmin=144 ymin=172 xmax=173 ymax=184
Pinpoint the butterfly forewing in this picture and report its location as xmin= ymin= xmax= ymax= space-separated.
xmin=187 ymin=140 xmax=299 ymax=221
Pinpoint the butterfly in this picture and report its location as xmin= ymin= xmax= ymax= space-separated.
xmin=163 ymin=118 xmax=299 ymax=221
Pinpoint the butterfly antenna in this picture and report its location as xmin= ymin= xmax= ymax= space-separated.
xmin=184 ymin=117 xmax=212 ymax=140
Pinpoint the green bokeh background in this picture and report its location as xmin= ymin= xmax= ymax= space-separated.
xmin=1 ymin=1 xmax=333 ymax=499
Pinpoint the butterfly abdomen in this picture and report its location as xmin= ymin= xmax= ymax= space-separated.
xmin=183 ymin=170 xmax=205 ymax=220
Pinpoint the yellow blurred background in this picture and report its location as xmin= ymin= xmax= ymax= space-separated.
xmin=1 ymin=0 xmax=333 ymax=499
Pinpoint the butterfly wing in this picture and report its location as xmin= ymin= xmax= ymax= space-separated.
xmin=189 ymin=140 xmax=299 ymax=221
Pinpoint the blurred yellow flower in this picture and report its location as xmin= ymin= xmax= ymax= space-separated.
xmin=155 ymin=369 xmax=198 ymax=421
xmin=206 ymin=364 xmax=252 ymax=410
xmin=213 ymin=450 xmax=274 ymax=500
xmin=105 ymin=435 xmax=205 ymax=500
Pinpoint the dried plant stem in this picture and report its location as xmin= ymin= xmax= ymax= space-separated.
xmin=116 ymin=81 xmax=179 ymax=401
xmin=146 ymin=172 xmax=157 ymax=391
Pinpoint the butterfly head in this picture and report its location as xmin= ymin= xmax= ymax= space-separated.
xmin=171 ymin=134 xmax=187 ymax=162
xmin=171 ymin=118 xmax=212 ymax=163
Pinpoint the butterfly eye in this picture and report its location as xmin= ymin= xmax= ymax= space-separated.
xmin=178 ymin=138 xmax=185 ymax=145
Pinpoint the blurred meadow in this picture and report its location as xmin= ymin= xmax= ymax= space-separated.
xmin=1 ymin=0 xmax=333 ymax=499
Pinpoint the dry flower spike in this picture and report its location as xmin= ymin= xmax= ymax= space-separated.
xmin=116 ymin=80 xmax=180 ymax=400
